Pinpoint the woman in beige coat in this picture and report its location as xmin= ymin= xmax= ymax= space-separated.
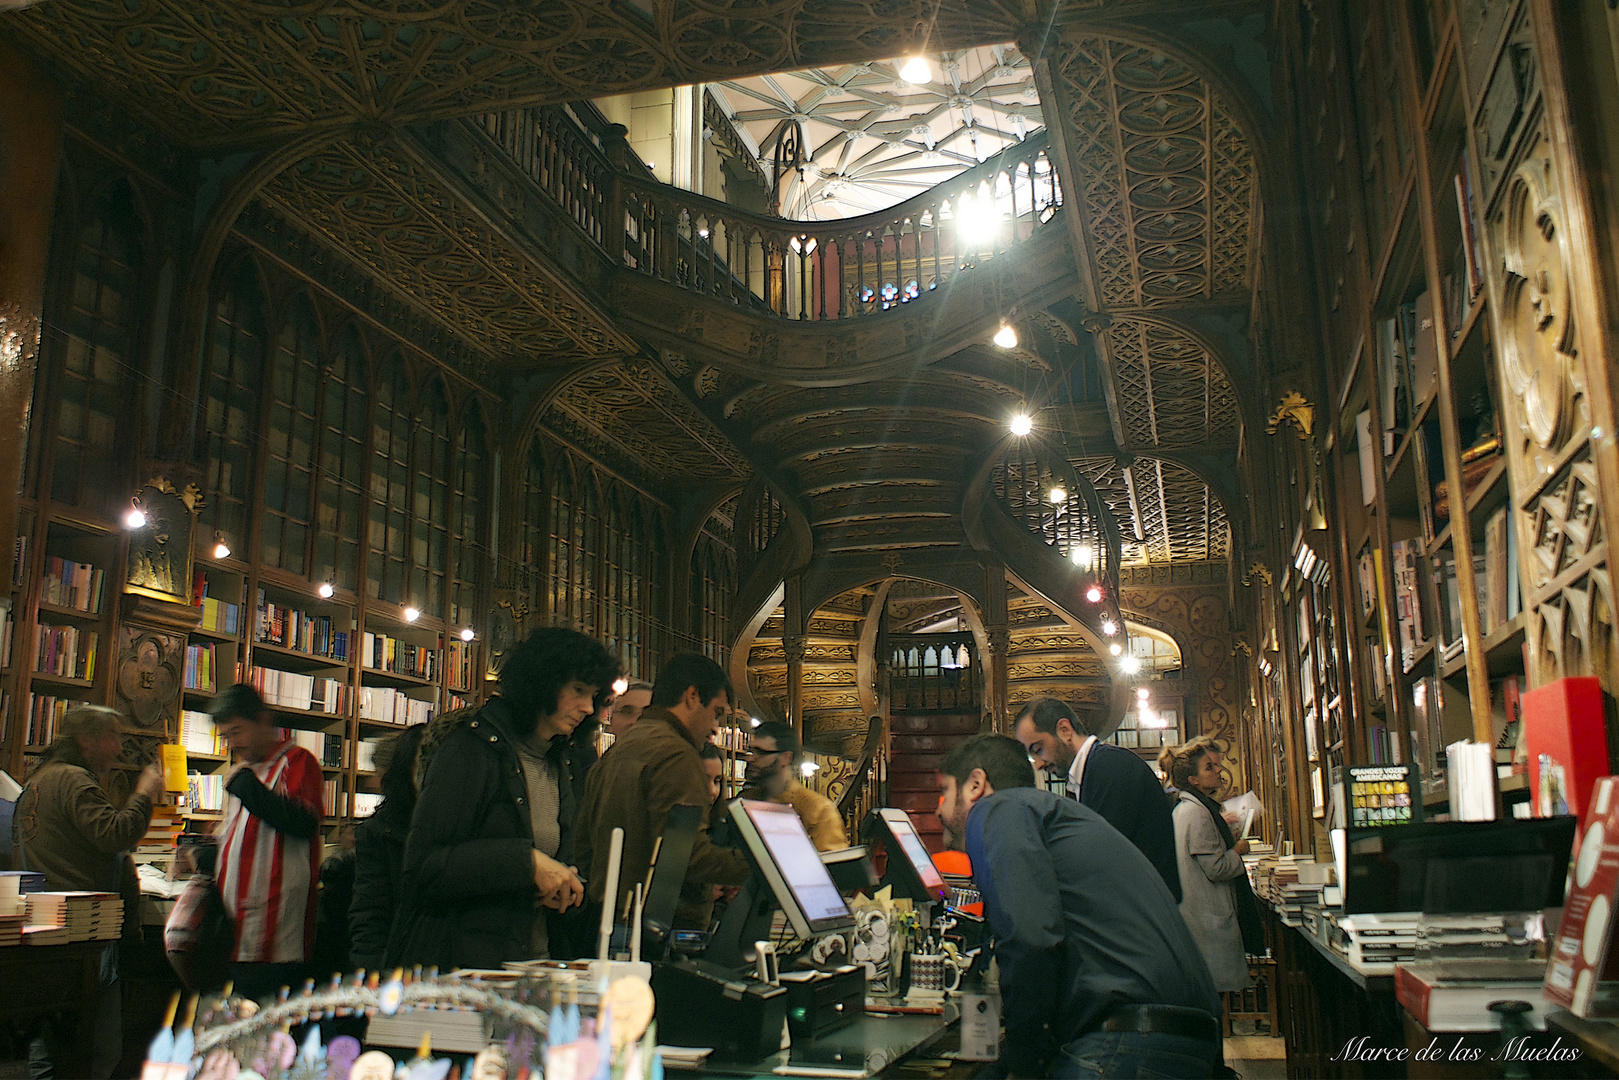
xmin=1160 ymin=737 xmax=1254 ymax=992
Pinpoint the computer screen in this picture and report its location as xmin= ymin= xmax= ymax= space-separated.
xmin=874 ymin=808 xmax=950 ymax=903
xmin=731 ymin=800 xmax=853 ymax=937
xmin=1344 ymin=816 xmax=1577 ymax=914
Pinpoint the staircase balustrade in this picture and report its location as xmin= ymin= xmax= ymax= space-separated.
xmin=473 ymin=105 xmax=1060 ymax=323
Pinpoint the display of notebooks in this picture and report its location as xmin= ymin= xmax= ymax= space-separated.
xmin=1346 ymin=764 xmax=1420 ymax=827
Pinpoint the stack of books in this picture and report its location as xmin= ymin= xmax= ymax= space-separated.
xmin=1333 ymin=912 xmax=1420 ymax=971
xmin=26 ymin=891 xmax=123 ymax=942
xmin=0 ymin=911 xmax=22 ymax=946
xmin=140 ymin=808 xmax=183 ymax=851
xmin=366 ymin=1008 xmax=491 ymax=1054
xmin=0 ymin=871 xmax=46 ymax=895
xmin=22 ymin=923 xmax=70 ymax=945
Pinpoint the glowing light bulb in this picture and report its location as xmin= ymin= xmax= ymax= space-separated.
xmin=213 ymin=539 xmax=231 ymax=560
xmin=1047 ymin=486 xmax=1067 ymax=504
xmin=1009 ymin=413 xmax=1032 ymax=437
xmin=1109 ymin=643 xmax=1123 ymax=656
xmin=1085 ymin=584 xmax=1103 ymax=604
xmin=800 ymin=760 xmax=822 ymax=776
xmin=460 ymin=627 xmax=476 ymax=642
xmin=750 ymin=717 xmax=762 ymax=728
xmin=1120 ymin=655 xmax=1142 ymax=674
xmin=993 ymin=323 xmax=1019 ymax=349
xmin=1078 ymin=544 xmax=1093 ymax=566
xmin=899 ymin=56 xmax=931 ymax=84
xmin=1137 ymin=687 xmax=1150 ymax=701
xmin=318 ymin=582 xmax=335 ymax=599
xmin=403 ymin=606 xmax=420 ymax=623
xmin=124 ymin=508 xmax=146 ymax=529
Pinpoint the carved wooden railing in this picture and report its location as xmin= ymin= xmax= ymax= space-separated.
xmin=833 ymin=716 xmax=887 ymax=841
xmin=475 ymin=105 xmax=1060 ymax=322
xmin=887 ymin=632 xmax=982 ymax=713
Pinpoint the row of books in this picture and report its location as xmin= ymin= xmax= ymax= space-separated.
xmin=445 ymin=640 xmax=476 ymax=692
xmin=1391 ymin=540 xmax=1424 ymax=671
xmin=197 ymin=595 xmax=241 ymax=636
xmin=322 ymin=779 xmax=343 ymax=817
xmin=289 ymin=729 xmax=344 ymax=769
xmin=12 ymin=535 xmax=26 ymax=588
xmin=255 ymin=588 xmax=350 ymax=661
xmin=246 ymin=667 xmax=348 ymax=715
xmin=358 ymin=686 xmax=433 ymax=727
xmin=40 ymin=556 xmax=104 ymax=613
xmin=187 ymin=772 xmax=225 ymax=812
xmin=360 ymin=631 xmax=437 ymax=681
xmin=1443 ymin=149 xmax=1487 ymax=342
xmin=23 ymin=693 xmax=77 ymax=747
xmin=1374 ymin=293 xmax=1439 ymax=437
xmin=182 ymin=642 xmax=227 ymax=692
xmin=179 ymin=710 xmax=227 ymax=756
xmin=35 ymin=624 xmax=98 ymax=681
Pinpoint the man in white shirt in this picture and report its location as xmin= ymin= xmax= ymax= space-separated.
xmin=1014 ymin=696 xmax=1181 ymax=901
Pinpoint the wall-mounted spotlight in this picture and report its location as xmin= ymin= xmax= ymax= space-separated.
xmin=212 ymin=532 xmax=231 ymax=560
xmin=993 ymin=323 xmax=1019 ymax=349
xmin=123 ymin=506 xmax=146 ymax=530
xmin=403 ymin=606 xmax=421 ymax=623
xmin=318 ymin=582 xmax=335 ymax=599
xmin=460 ymin=627 xmax=476 ymax=642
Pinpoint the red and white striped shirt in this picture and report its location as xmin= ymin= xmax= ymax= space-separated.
xmin=216 ymin=740 xmax=323 ymax=964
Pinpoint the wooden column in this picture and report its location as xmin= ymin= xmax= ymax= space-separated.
xmin=0 ymin=41 xmax=63 ymax=579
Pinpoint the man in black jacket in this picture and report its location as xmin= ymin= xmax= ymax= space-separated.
xmin=1014 ymin=697 xmax=1182 ymax=901
xmin=387 ymin=628 xmax=619 ymax=970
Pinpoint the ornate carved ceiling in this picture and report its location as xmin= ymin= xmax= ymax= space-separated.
xmin=1079 ymin=455 xmax=1231 ymax=566
xmin=543 ymin=362 xmax=751 ymax=487
xmin=1104 ymin=315 xmax=1240 ymax=450
xmin=711 ymin=45 xmax=1041 ymax=219
xmin=1042 ymin=33 xmax=1257 ymax=310
xmin=258 ymin=138 xmax=631 ymax=363
xmin=10 ymin=0 xmax=1030 ymax=150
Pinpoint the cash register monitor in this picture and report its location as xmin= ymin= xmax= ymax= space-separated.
xmin=728 ymin=798 xmax=854 ymax=938
xmin=871 ymin=807 xmax=950 ymax=904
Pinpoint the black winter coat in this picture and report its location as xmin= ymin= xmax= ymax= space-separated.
xmin=385 ymin=698 xmax=584 ymax=971
xmin=348 ymin=798 xmax=409 ymax=973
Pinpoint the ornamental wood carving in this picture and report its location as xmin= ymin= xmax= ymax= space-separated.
xmin=1046 ymin=35 xmax=1256 ymax=310
xmin=1119 ymin=585 xmax=1241 ymax=791
xmin=1104 ymin=316 xmax=1240 ymax=450
xmin=115 ymin=628 xmax=184 ymax=736
xmin=1079 ymin=456 xmax=1232 ymax=565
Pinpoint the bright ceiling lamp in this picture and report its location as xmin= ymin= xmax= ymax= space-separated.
xmin=899 ymin=56 xmax=931 ymax=84
xmin=1101 ymin=618 xmax=1117 ymax=636
xmin=993 ymin=322 xmax=1019 ymax=349
xmin=1071 ymin=544 xmax=1092 ymax=568
xmin=1137 ymin=687 xmax=1150 ymax=701
xmin=1084 ymin=584 xmax=1103 ymax=603
xmin=1120 ymin=654 xmax=1142 ymax=674
xmin=955 ymin=185 xmax=1001 ymax=244
xmin=1109 ymin=642 xmax=1123 ymax=656
xmin=1009 ymin=413 xmax=1032 ymax=437
xmin=1047 ymin=485 xmax=1066 ymax=504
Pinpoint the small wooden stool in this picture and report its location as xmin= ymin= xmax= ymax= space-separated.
xmin=1222 ymin=957 xmax=1280 ymax=1037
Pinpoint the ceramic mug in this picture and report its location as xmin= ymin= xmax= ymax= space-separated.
xmin=910 ymin=952 xmax=962 ymax=993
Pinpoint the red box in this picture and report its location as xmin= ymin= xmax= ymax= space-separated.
xmin=1523 ymin=676 xmax=1613 ymax=831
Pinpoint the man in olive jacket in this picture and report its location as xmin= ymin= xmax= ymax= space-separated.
xmin=574 ymin=653 xmax=751 ymax=930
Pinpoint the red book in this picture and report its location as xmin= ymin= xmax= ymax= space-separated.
xmin=1523 ymin=677 xmax=1613 ymax=833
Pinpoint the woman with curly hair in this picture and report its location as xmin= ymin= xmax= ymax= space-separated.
xmin=386 ymin=626 xmax=620 ymax=970
xmin=1159 ymin=737 xmax=1258 ymax=994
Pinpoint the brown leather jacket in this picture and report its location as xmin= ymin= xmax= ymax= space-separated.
xmin=573 ymin=708 xmax=749 ymax=927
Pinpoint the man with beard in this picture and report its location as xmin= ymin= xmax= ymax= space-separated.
xmin=388 ymin=627 xmax=620 ymax=969
xmin=938 ymin=734 xmax=1220 ymax=1079
xmin=742 ymin=721 xmax=847 ymax=852
xmin=1013 ymin=697 xmax=1181 ymax=901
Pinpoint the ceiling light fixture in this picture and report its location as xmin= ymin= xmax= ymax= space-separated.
xmin=1085 ymin=584 xmax=1103 ymax=604
xmin=1137 ymin=687 xmax=1150 ymax=701
xmin=1120 ymin=655 xmax=1142 ymax=674
xmin=993 ymin=322 xmax=1018 ymax=349
xmin=1101 ymin=618 xmax=1117 ymax=636
xmin=403 ymin=606 xmax=421 ymax=623
xmin=1009 ymin=413 xmax=1032 ymax=437
xmin=460 ymin=627 xmax=476 ymax=642
xmin=318 ymin=582 xmax=335 ymax=599
xmin=1047 ymin=485 xmax=1066 ymax=504
xmin=1109 ymin=642 xmax=1123 ymax=656
xmin=899 ymin=56 xmax=931 ymax=84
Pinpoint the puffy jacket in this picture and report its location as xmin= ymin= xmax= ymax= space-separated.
xmin=386 ymin=698 xmax=585 ymax=970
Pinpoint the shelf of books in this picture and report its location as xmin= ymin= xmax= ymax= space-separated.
xmin=4 ymin=519 xmax=119 ymax=764
xmin=1263 ymin=0 xmax=1537 ymax=845
xmin=357 ymin=611 xmax=439 ymax=735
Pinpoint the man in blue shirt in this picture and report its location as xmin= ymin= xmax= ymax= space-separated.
xmin=938 ymin=734 xmax=1221 ymax=1078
